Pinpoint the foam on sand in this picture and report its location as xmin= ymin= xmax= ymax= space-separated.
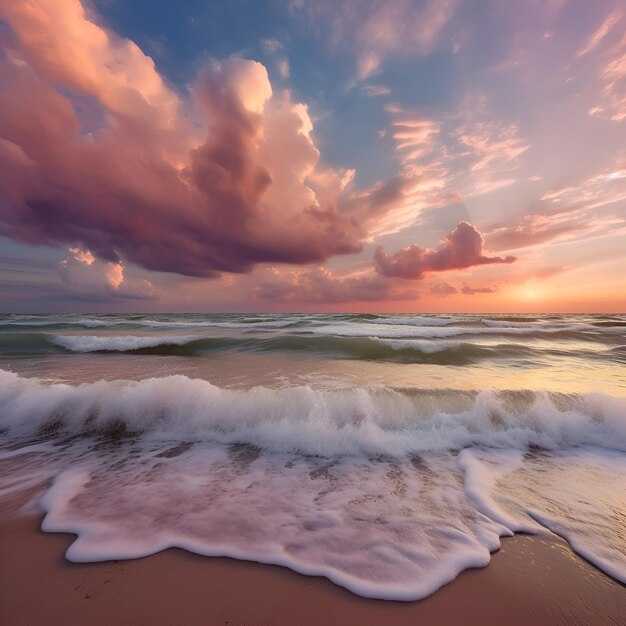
xmin=1 ymin=438 xmax=623 ymax=600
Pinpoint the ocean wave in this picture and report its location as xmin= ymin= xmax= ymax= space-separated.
xmin=257 ymin=334 xmax=521 ymax=363
xmin=138 ymin=319 xmax=302 ymax=330
xmin=50 ymin=334 xmax=200 ymax=353
xmin=376 ymin=337 xmax=478 ymax=354
xmin=44 ymin=332 xmax=540 ymax=364
xmin=0 ymin=318 xmax=135 ymax=331
xmin=0 ymin=332 xmax=612 ymax=367
xmin=310 ymin=322 xmax=625 ymax=341
xmin=1 ymin=369 xmax=624 ymax=456
xmin=2 ymin=314 xmax=625 ymax=338
xmin=0 ymin=316 xmax=307 ymax=331
xmin=481 ymin=319 xmax=545 ymax=328
xmin=370 ymin=316 xmax=461 ymax=327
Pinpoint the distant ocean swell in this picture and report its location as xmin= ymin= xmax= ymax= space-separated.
xmin=0 ymin=313 xmax=625 ymax=332
xmin=0 ymin=332 xmax=623 ymax=365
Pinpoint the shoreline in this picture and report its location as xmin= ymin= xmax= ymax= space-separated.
xmin=1 ymin=495 xmax=625 ymax=625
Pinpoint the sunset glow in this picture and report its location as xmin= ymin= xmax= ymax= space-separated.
xmin=0 ymin=0 xmax=624 ymax=312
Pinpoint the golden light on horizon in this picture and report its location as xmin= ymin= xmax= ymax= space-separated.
xmin=508 ymin=281 xmax=547 ymax=303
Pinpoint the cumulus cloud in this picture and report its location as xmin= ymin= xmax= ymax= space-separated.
xmin=254 ymin=267 xmax=418 ymax=303
xmin=59 ymin=247 xmax=159 ymax=300
xmin=0 ymin=0 xmax=404 ymax=279
xmin=374 ymin=221 xmax=516 ymax=279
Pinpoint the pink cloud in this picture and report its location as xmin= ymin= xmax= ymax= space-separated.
xmin=574 ymin=8 xmax=626 ymax=122
xmin=0 ymin=0 xmax=404 ymax=278
xmin=254 ymin=267 xmax=418 ymax=303
xmin=577 ymin=10 xmax=623 ymax=57
xmin=429 ymin=282 xmax=457 ymax=296
xmin=372 ymin=104 xmax=530 ymax=237
xmin=374 ymin=221 xmax=516 ymax=279
xmin=486 ymin=165 xmax=626 ymax=251
xmin=59 ymin=247 xmax=159 ymax=300
xmin=460 ymin=283 xmax=496 ymax=295
xmin=487 ymin=214 xmax=589 ymax=250
xmin=452 ymin=120 xmax=529 ymax=179
xmin=428 ymin=280 xmax=497 ymax=297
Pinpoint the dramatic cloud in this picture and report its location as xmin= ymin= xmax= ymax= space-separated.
xmin=293 ymin=0 xmax=458 ymax=79
xmin=59 ymin=247 xmax=159 ymax=300
xmin=375 ymin=221 xmax=516 ymax=279
xmin=0 ymin=0 xmax=403 ymax=279
xmin=1 ymin=0 xmax=625 ymax=314
xmin=254 ymin=267 xmax=418 ymax=303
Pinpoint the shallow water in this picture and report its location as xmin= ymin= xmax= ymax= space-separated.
xmin=0 ymin=313 xmax=624 ymax=599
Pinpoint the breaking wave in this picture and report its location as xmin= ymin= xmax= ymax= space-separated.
xmin=1 ymin=369 xmax=624 ymax=456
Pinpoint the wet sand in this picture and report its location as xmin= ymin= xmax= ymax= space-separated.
xmin=1 ymin=490 xmax=624 ymax=626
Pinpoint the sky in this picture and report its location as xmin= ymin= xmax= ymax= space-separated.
xmin=0 ymin=0 xmax=624 ymax=313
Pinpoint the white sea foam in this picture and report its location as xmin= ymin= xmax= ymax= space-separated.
xmin=458 ymin=449 xmax=545 ymax=533
xmin=481 ymin=319 xmax=545 ymax=328
xmin=139 ymin=319 xmax=297 ymax=330
xmin=374 ymin=337 xmax=468 ymax=353
xmin=371 ymin=316 xmax=460 ymax=327
xmin=461 ymin=448 xmax=626 ymax=584
xmin=1 ymin=370 xmax=625 ymax=456
xmin=1 ymin=439 xmax=623 ymax=600
xmin=310 ymin=322 xmax=599 ymax=339
xmin=30 ymin=446 xmax=508 ymax=600
xmin=50 ymin=335 xmax=198 ymax=352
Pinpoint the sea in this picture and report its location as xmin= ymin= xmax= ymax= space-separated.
xmin=0 ymin=312 xmax=624 ymax=600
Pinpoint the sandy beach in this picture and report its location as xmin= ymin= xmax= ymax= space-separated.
xmin=1 ymin=489 xmax=624 ymax=626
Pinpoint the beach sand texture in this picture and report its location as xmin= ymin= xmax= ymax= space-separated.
xmin=1 ymin=489 xmax=625 ymax=626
